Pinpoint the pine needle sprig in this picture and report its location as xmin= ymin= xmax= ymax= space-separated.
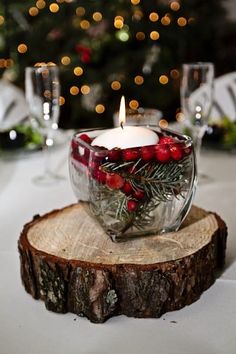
xmin=101 ymin=156 xmax=191 ymax=204
xmin=89 ymin=183 xmax=134 ymax=231
xmin=90 ymin=155 xmax=192 ymax=234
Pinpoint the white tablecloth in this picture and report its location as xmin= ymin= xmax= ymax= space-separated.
xmin=0 ymin=138 xmax=236 ymax=354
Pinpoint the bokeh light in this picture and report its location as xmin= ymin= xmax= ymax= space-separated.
xmin=116 ymin=29 xmax=129 ymax=42
xmin=17 ymin=44 xmax=28 ymax=54
xmin=150 ymin=31 xmax=160 ymax=40
xmin=5 ymin=59 xmax=14 ymax=68
xmin=81 ymin=85 xmax=90 ymax=95
xmin=0 ymin=16 xmax=5 ymax=25
xmin=159 ymin=75 xmax=169 ymax=85
xmin=59 ymin=96 xmax=65 ymax=105
xmin=49 ymin=3 xmax=60 ymax=13
xmin=0 ymin=59 xmax=5 ymax=68
xmin=36 ymin=1 xmax=46 ymax=10
xmin=29 ymin=7 xmax=39 ymax=16
xmin=149 ymin=12 xmax=159 ymax=22
xmin=159 ymin=119 xmax=169 ymax=128
xmin=161 ymin=16 xmax=171 ymax=26
xmin=61 ymin=56 xmax=71 ymax=65
xmin=111 ymin=81 xmax=121 ymax=90
xmin=47 ymin=62 xmax=56 ymax=66
xmin=114 ymin=19 xmax=124 ymax=29
xmin=170 ymin=69 xmax=180 ymax=79
xmin=95 ymin=104 xmax=105 ymax=114
xmin=76 ymin=7 xmax=85 ymax=16
xmin=136 ymin=31 xmax=145 ymax=40
xmin=93 ymin=12 xmax=102 ymax=22
xmin=176 ymin=112 xmax=185 ymax=122
xmin=70 ymin=86 xmax=79 ymax=95
xmin=134 ymin=75 xmax=144 ymax=85
xmin=74 ymin=66 xmax=83 ymax=76
xmin=0 ymin=58 xmax=14 ymax=68
xmin=170 ymin=1 xmax=180 ymax=11
xmin=129 ymin=100 xmax=139 ymax=109
xmin=177 ymin=17 xmax=187 ymax=27
xmin=114 ymin=16 xmax=124 ymax=22
xmin=80 ymin=20 xmax=90 ymax=30
xmin=132 ymin=10 xmax=143 ymax=21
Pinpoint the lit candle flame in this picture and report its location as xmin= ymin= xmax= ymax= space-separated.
xmin=118 ymin=96 xmax=126 ymax=129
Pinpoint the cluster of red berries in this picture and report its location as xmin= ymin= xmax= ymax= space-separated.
xmin=93 ymin=136 xmax=188 ymax=163
xmin=71 ymin=134 xmax=92 ymax=165
xmin=71 ymin=133 xmax=191 ymax=213
xmin=88 ymin=164 xmax=143 ymax=212
xmin=71 ymin=133 xmax=191 ymax=164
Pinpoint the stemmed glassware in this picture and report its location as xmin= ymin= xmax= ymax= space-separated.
xmin=181 ymin=62 xmax=214 ymax=180
xmin=25 ymin=64 xmax=63 ymax=185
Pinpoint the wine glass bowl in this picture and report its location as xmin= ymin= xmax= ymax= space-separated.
xmin=180 ymin=62 xmax=214 ymax=177
xmin=25 ymin=65 xmax=62 ymax=184
xmin=181 ymin=63 xmax=214 ymax=129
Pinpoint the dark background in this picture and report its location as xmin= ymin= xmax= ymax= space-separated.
xmin=0 ymin=0 xmax=236 ymax=129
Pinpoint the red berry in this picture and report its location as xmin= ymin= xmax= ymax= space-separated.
xmin=72 ymin=149 xmax=89 ymax=165
xmin=141 ymin=146 xmax=154 ymax=162
xmin=89 ymin=160 xmax=99 ymax=170
xmin=155 ymin=145 xmax=171 ymax=163
xmin=122 ymin=181 xmax=133 ymax=195
xmin=133 ymin=189 xmax=145 ymax=200
xmin=93 ymin=168 xmax=107 ymax=184
xmin=170 ymin=144 xmax=183 ymax=161
xmin=107 ymin=148 xmax=121 ymax=162
xmin=159 ymin=136 xmax=175 ymax=145
xmin=123 ymin=148 xmax=140 ymax=161
xmin=127 ymin=199 xmax=138 ymax=212
xmin=79 ymin=134 xmax=92 ymax=144
xmin=71 ymin=138 xmax=79 ymax=151
xmin=106 ymin=173 xmax=124 ymax=190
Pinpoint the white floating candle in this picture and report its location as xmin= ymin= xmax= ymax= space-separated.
xmin=91 ymin=96 xmax=159 ymax=149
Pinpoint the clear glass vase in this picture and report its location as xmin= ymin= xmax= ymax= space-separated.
xmin=69 ymin=127 xmax=197 ymax=242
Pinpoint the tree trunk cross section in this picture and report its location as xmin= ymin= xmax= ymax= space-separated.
xmin=18 ymin=203 xmax=227 ymax=323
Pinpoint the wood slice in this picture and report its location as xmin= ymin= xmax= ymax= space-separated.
xmin=18 ymin=203 xmax=227 ymax=323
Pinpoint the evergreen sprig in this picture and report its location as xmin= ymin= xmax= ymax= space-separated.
xmin=101 ymin=156 xmax=190 ymax=202
xmin=90 ymin=155 xmax=192 ymax=234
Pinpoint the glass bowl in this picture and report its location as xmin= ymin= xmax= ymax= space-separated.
xmin=69 ymin=126 xmax=197 ymax=242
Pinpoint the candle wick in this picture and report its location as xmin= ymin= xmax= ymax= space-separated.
xmin=120 ymin=121 xmax=124 ymax=130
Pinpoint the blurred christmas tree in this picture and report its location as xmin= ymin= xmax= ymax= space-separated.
xmin=0 ymin=0 xmax=232 ymax=128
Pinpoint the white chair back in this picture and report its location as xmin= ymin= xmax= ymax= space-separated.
xmin=0 ymin=79 xmax=29 ymax=131
xmin=211 ymin=72 xmax=236 ymax=122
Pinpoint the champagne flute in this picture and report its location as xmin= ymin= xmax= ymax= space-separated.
xmin=180 ymin=62 xmax=214 ymax=179
xmin=25 ymin=65 xmax=63 ymax=185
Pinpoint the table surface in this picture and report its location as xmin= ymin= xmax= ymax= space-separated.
xmin=0 ymin=136 xmax=236 ymax=354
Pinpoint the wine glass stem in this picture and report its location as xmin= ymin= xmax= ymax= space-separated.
xmin=192 ymin=125 xmax=207 ymax=175
xmin=193 ymin=133 xmax=202 ymax=165
xmin=43 ymin=135 xmax=53 ymax=177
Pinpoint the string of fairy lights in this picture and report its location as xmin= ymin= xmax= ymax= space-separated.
xmin=0 ymin=0 xmax=192 ymax=120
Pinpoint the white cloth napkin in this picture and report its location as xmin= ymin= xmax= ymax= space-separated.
xmin=0 ymin=79 xmax=29 ymax=131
